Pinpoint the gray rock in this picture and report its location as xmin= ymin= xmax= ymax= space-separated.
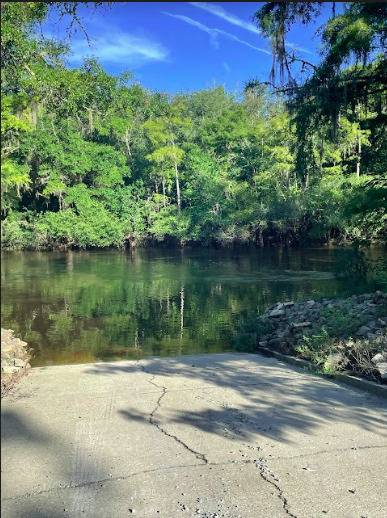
xmin=267 ymin=339 xmax=282 ymax=349
xmin=269 ymin=309 xmax=286 ymax=318
xmin=2 ymin=365 xmax=20 ymax=374
xmin=371 ymin=353 xmax=385 ymax=364
xmin=291 ymin=322 xmax=312 ymax=328
xmin=375 ymin=362 xmax=387 ymax=379
xmin=356 ymin=326 xmax=371 ymax=337
xmin=370 ymin=320 xmax=385 ymax=330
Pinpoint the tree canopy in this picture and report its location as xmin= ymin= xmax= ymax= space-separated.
xmin=1 ymin=2 xmax=386 ymax=250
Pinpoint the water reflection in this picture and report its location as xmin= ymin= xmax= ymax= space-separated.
xmin=1 ymin=247 xmax=381 ymax=366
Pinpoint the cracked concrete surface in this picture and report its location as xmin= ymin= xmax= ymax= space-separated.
xmin=1 ymin=353 xmax=386 ymax=518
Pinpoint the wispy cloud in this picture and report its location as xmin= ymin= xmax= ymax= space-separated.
xmin=285 ymin=42 xmax=314 ymax=56
xmin=223 ymin=61 xmax=231 ymax=73
xmin=190 ymin=2 xmax=314 ymax=56
xmin=190 ymin=2 xmax=260 ymax=34
xmin=163 ymin=12 xmax=270 ymax=54
xmin=69 ymin=31 xmax=169 ymax=67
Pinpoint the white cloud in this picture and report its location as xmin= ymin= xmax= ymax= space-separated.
xmin=285 ymin=42 xmax=314 ymax=56
xmin=223 ymin=61 xmax=231 ymax=73
xmin=190 ymin=2 xmax=314 ymax=56
xmin=189 ymin=2 xmax=260 ymax=34
xmin=69 ymin=32 xmax=169 ymax=67
xmin=163 ymin=12 xmax=270 ymax=54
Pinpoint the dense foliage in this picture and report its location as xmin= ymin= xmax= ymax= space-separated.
xmin=1 ymin=2 xmax=386 ymax=250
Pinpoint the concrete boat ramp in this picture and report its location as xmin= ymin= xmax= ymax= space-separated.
xmin=1 ymin=353 xmax=386 ymax=518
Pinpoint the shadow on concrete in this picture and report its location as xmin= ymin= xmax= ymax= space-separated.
xmin=1 ymin=407 xmax=116 ymax=518
xmin=86 ymin=353 xmax=387 ymax=443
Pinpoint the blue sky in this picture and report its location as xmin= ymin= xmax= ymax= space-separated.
xmin=44 ymin=2 xmax=339 ymax=94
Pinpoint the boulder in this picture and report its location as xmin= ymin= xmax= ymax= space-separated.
xmin=267 ymin=338 xmax=282 ymax=349
xmin=291 ymin=322 xmax=312 ymax=328
xmin=2 ymin=365 xmax=20 ymax=375
xmin=356 ymin=326 xmax=371 ymax=337
xmin=375 ymin=362 xmax=387 ymax=380
xmin=269 ymin=309 xmax=286 ymax=318
xmin=371 ymin=353 xmax=385 ymax=364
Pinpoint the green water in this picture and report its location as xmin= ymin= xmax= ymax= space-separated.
xmin=0 ymin=248 xmax=382 ymax=366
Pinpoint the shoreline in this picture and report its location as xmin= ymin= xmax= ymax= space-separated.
xmin=236 ymin=291 xmax=387 ymax=384
xmin=1 ymin=329 xmax=31 ymax=397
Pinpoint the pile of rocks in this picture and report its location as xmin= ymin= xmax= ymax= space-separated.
xmin=254 ymin=291 xmax=387 ymax=380
xmin=1 ymin=328 xmax=31 ymax=397
xmin=370 ymin=350 xmax=387 ymax=381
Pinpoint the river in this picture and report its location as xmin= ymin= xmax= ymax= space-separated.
xmin=1 ymin=247 xmax=383 ymax=366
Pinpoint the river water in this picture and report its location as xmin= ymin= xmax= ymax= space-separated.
xmin=1 ymin=247 xmax=383 ymax=366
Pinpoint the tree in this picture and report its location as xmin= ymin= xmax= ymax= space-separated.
xmin=143 ymin=107 xmax=191 ymax=213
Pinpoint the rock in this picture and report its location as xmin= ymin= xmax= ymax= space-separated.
xmin=258 ymin=341 xmax=268 ymax=347
xmin=291 ymin=322 xmax=312 ymax=328
xmin=283 ymin=301 xmax=294 ymax=307
xmin=378 ymin=316 xmax=387 ymax=326
xmin=356 ymin=326 xmax=371 ymax=337
xmin=369 ymin=319 xmax=385 ymax=330
xmin=375 ymin=362 xmax=387 ymax=379
xmin=268 ymin=309 xmax=286 ymax=318
xmin=2 ymin=365 xmax=20 ymax=374
xmin=1 ymin=328 xmax=31 ymax=396
xmin=371 ymin=353 xmax=385 ymax=364
xmin=267 ymin=338 xmax=282 ymax=349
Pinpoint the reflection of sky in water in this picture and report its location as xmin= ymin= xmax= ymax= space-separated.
xmin=1 ymin=248 xmax=383 ymax=367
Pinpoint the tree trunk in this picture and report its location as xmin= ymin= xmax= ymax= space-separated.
xmin=162 ymin=179 xmax=166 ymax=207
xmin=256 ymin=228 xmax=264 ymax=247
xmin=86 ymin=108 xmax=93 ymax=133
xmin=172 ymin=144 xmax=181 ymax=212
xmin=124 ymin=128 xmax=132 ymax=156
xmin=356 ymin=135 xmax=361 ymax=178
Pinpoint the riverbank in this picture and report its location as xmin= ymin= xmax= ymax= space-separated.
xmin=237 ymin=291 xmax=387 ymax=383
xmin=1 ymin=329 xmax=31 ymax=397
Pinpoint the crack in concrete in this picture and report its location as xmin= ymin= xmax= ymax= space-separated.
xmin=3 ymin=459 xmax=267 ymax=502
xmin=140 ymin=363 xmax=294 ymax=516
xmin=1 ymin=462 xmax=205 ymax=501
xmin=274 ymin=443 xmax=387 ymax=461
xmin=220 ymin=457 xmax=296 ymax=517
xmin=141 ymin=367 xmax=209 ymax=465
xmin=256 ymin=463 xmax=297 ymax=518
